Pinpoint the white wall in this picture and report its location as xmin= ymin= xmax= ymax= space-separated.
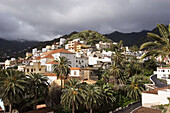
xmin=142 ymin=93 xmax=160 ymax=107
xmin=47 ymin=76 xmax=57 ymax=83
xmin=70 ymin=70 xmax=80 ymax=77
xmin=158 ymin=89 xmax=170 ymax=104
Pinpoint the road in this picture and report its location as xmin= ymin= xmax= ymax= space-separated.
xmin=150 ymin=74 xmax=167 ymax=88
xmin=113 ymin=102 xmax=141 ymax=113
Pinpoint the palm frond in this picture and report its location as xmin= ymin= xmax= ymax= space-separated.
xmin=140 ymin=42 xmax=158 ymax=50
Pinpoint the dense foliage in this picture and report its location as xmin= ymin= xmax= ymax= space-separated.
xmin=69 ymin=30 xmax=112 ymax=45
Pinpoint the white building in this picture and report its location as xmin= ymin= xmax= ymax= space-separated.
xmin=60 ymin=38 xmax=66 ymax=45
xmin=154 ymin=67 xmax=170 ymax=84
xmin=142 ymin=87 xmax=170 ymax=107
xmin=42 ymin=48 xmax=47 ymax=53
xmin=69 ymin=67 xmax=81 ymax=77
xmin=88 ymin=55 xmax=111 ymax=65
xmin=75 ymin=57 xmax=88 ymax=68
xmin=32 ymin=48 xmax=37 ymax=55
xmin=96 ymin=41 xmax=111 ymax=50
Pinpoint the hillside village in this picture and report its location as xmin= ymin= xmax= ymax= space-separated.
xmin=0 ymin=28 xmax=170 ymax=113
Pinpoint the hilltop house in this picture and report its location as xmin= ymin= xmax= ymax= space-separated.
xmin=154 ymin=67 xmax=170 ymax=84
xmin=142 ymin=87 xmax=170 ymax=107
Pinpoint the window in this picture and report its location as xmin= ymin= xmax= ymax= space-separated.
xmin=76 ymin=60 xmax=78 ymax=62
xmin=27 ymin=69 xmax=29 ymax=72
xmin=31 ymin=69 xmax=33 ymax=72
xmin=74 ymin=71 xmax=76 ymax=75
xmin=39 ymin=69 xmax=41 ymax=71
xmin=76 ymin=65 xmax=78 ymax=67
xmin=163 ymin=70 xmax=165 ymax=72
xmin=82 ymin=60 xmax=84 ymax=63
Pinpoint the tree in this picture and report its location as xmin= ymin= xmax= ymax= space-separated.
xmin=140 ymin=24 xmax=170 ymax=63
xmin=53 ymin=56 xmax=71 ymax=89
xmin=0 ymin=69 xmax=28 ymax=113
xmin=109 ymin=62 xmax=125 ymax=85
xmin=101 ymin=71 xmax=110 ymax=83
xmin=101 ymin=84 xmax=116 ymax=106
xmin=85 ymin=84 xmax=102 ymax=113
xmin=126 ymin=75 xmax=145 ymax=101
xmin=27 ymin=73 xmax=49 ymax=109
xmin=61 ymin=79 xmax=85 ymax=113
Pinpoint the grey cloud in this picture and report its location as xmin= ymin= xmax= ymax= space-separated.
xmin=0 ymin=0 xmax=169 ymax=41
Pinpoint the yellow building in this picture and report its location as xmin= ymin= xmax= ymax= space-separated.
xmin=23 ymin=62 xmax=46 ymax=74
xmin=76 ymin=44 xmax=87 ymax=52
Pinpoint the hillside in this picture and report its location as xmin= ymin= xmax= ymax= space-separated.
xmin=0 ymin=38 xmax=38 ymax=61
xmin=68 ymin=30 xmax=112 ymax=45
xmin=105 ymin=26 xmax=160 ymax=46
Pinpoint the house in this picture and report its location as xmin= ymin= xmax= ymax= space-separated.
xmin=32 ymin=48 xmax=37 ymax=55
xmin=44 ymin=73 xmax=57 ymax=83
xmin=45 ymin=61 xmax=58 ymax=73
xmin=154 ymin=67 xmax=170 ymax=84
xmin=95 ymin=41 xmax=111 ymax=50
xmin=60 ymin=38 xmax=66 ymax=46
xmin=75 ymin=57 xmax=88 ymax=68
xmin=41 ymin=48 xmax=76 ymax=67
xmin=23 ymin=62 xmax=46 ymax=74
xmin=69 ymin=67 xmax=81 ymax=78
xmin=142 ymin=87 xmax=170 ymax=107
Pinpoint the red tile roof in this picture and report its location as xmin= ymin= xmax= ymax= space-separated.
xmin=0 ymin=106 xmax=3 ymax=112
xmin=70 ymin=67 xmax=81 ymax=70
xmin=34 ymin=56 xmax=41 ymax=60
xmin=158 ymin=67 xmax=170 ymax=69
xmin=46 ymin=61 xmax=58 ymax=64
xmin=41 ymin=54 xmax=54 ymax=59
xmin=44 ymin=73 xmax=56 ymax=76
xmin=41 ymin=48 xmax=73 ymax=56
xmin=133 ymin=107 xmax=161 ymax=113
xmin=142 ymin=87 xmax=170 ymax=94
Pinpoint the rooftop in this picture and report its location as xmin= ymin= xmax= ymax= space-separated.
xmin=46 ymin=61 xmax=58 ymax=64
xmin=142 ymin=87 xmax=170 ymax=95
xmin=41 ymin=48 xmax=74 ymax=56
xmin=44 ymin=73 xmax=56 ymax=76
xmin=133 ymin=107 xmax=161 ymax=113
xmin=70 ymin=67 xmax=81 ymax=70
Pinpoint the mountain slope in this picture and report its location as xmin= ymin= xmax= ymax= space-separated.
xmin=105 ymin=26 xmax=160 ymax=46
xmin=0 ymin=38 xmax=38 ymax=60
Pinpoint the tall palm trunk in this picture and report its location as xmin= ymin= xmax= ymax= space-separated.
xmin=61 ymin=74 xmax=63 ymax=90
xmin=9 ymin=104 xmax=12 ymax=113
xmin=90 ymin=107 xmax=93 ymax=113
xmin=34 ymin=88 xmax=37 ymax=109
xmin=72 ymin=100 xmax=75 ymax=113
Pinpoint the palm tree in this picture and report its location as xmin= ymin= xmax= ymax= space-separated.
xmin=140 ymin=24 xmax=170 ymax=63
xmin=53 ymin=56 xmax=71 ymax=89
xmin=109 ymin=62 xmax=125 ymax=85
xmin=27 ymin=73 xmax=49 ymax=109
xmin=101 ymin=84 xmax=116 ymax=106
xmin=61 ymin=79 xmax=85 ymax=113
xmin=126 ymin=75 xmax=145 ymax=101
xmin=101 ymin=71 xmax=110 ymax=83
xmin=0 ymin=69 xmax=28 ymax=113
xmin=85 ymin=84 xmax=102 ymax=113
xmin=111 ymin=50 xmax=126 ymax=65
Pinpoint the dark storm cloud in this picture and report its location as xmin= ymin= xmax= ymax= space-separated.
xmin=0 ymin=0 xmax=169 ymax=41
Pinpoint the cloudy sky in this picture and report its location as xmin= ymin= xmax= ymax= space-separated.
xmin=0 ymin=0 xmax=169 ymax=41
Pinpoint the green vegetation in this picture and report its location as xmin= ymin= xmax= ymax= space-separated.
xmin=0 ymin=70 xmax=49 ymax=113
xmin=140 ymin=24 xmax=170 ymax=62
xmin=69 ymin=30 xmax=112 ymax=45
xmin=53 ymin=56 xmax=71 ymax=89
